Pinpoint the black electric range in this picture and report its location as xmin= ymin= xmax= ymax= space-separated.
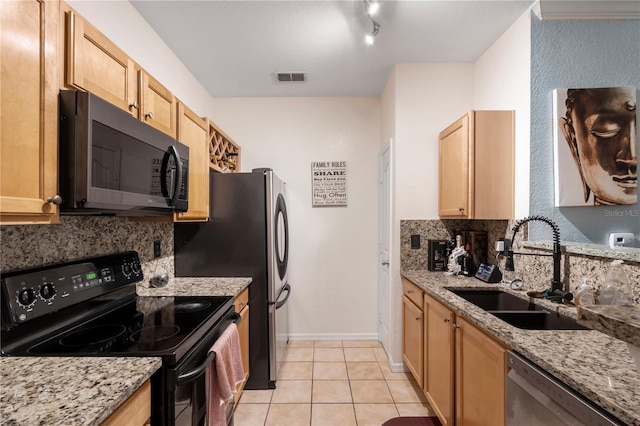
xmin=1 ymin=251 xmax=237 ymax=425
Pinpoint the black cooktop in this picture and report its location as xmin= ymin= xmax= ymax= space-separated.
xmin=6 ymin=295 xmax=233 ymax=364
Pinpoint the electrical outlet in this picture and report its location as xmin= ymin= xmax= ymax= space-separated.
xmin=153 ymin=240 xmax=161 ymax=258
xmin=410 ymin=235 xmax=420 ymax=249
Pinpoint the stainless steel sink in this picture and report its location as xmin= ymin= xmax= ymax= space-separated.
xmin=447 ymin=288 xmax=588 ymax=331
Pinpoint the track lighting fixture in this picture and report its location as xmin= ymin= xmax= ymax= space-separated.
xmin=364 ymin=0 xmax=381 ymax=45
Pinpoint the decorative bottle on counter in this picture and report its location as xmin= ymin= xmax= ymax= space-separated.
xmin=574 ymin=278 xmax=595 ymax=307
xmin=600 ymin=260 xmax=633 ymax=306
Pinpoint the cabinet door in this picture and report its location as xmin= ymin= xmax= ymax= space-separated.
xmin=65 ymin=10 xmax=136 ymax=114
xmin=473 ymin=111 xmax=515 ymax=219
xmin=0 ymin=0 xmax=59 ymax=224
xmin=455 ymin=316 xmax=506 ymax=426
xmin=424 ymin=295 xmax=455 ymax=426
xmin=402 ymin=295 xmax=424 ymax=387
xmin=438 ymin=113 xmax=472 ymax=218
xmin=175 ymin=103 xmax=209 ymax=222
xmin=139 ymin=70 xmax=177 ymax=138
xmin=102 ymin=380 xmax=151 ymax=426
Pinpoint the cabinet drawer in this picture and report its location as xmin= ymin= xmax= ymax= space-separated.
xmin=234 ymin=287 xmax=249 ymax=313
xmin=402 ymin=277 xmax=423 ymax=307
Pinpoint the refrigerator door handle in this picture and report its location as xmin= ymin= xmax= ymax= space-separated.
xmin=271 ymin=283 xmax=291 ymax=310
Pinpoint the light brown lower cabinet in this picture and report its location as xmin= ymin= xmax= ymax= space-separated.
xmin=423 ymin=294 xmax=454 ymax=426
xmin=401 ymin=277 xmax=508 ymax=426
xmin=402 ymin=277 xmax=424 ymax=388
xmin=233 ymin=287 xmax=250 ymax=407
xmin=455 ymin=316 xmax=507 ymax=426
xmin=102 ymin=379 xmax=151 ymax=426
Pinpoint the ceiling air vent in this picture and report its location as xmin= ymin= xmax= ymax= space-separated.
xmin=276 ymin=72 xmax=306 ymax=83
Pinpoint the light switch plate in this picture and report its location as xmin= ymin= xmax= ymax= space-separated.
xmin=608 ymin=233 xmax=634 ymax=248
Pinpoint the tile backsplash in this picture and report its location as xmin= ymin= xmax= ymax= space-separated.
xmin=400 ymin=219 xmax=640 ymax=304
xmin=0 ymin=216 xmax=174 ymax=288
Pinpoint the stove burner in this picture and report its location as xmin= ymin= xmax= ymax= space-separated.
xmin=174 ymin=301 xmax=211 ymax=313
xmin=130 ymin=325 xmax=180 ymax=343
xmin=60 ymin=325 xmax=126 ymax=347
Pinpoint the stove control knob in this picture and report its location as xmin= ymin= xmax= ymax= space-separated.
xmin=122 ymin=263 xmax=132 ymax=279
xmin=17 ymin=288 xmax=36 ymax=307
xmin=39 ymin=283 xmax=56 ymax=301
xmin=131 ymin=261 xmax=141 ymax=275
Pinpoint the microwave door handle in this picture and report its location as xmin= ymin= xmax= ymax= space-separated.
xmin=177 ymin=351 xmax=216 ymax=385
xmin=167 ymin=145 xmax=183 ymax=207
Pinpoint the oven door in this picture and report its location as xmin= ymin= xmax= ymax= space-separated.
xmin=154 ymin=306 xmax=238 ymax=426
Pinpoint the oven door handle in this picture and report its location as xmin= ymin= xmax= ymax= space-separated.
xmin=177 ymin=351 xmax=216 ymax=386
xmin=176 ymin=313 xmax=242 ymax=386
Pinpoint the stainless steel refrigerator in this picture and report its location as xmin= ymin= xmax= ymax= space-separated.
xmin=174 ymin=168 xmax=290 ymax=389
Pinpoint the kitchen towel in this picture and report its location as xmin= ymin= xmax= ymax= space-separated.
xmin=206 ymin=322 xmax=245 ymax=426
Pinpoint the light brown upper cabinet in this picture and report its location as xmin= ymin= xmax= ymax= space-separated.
xmin=138 ymin=70 xmax=177 ymax=138
xmin=64 ymin=9 xmax=177 ymax=138
xmin=64 ymin=10 xmax=137 ymax=115
xmin=438 ymin=111 xmax=514 ymax=219
xmin=175 ymin=102 xmax=209 ymax=222
xmin=0 ymin=0 xmax=60 ymax=225
xmin=208 ymin=119 xmax=241 ymax=173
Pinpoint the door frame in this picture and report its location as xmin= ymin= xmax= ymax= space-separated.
xmin=378 ymin=141 xmax=392 ymax=351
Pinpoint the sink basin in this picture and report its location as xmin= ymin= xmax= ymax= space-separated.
xmin=447 ymin=289 xmax=540 ymax=311
xmin=491 ymin=311 xmax=589 ymax=331
xmin=447 ymin=289 xmax=588 ymax=331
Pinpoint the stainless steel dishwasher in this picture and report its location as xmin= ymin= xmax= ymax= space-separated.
xmin=506 ymin=351 xmax=624 ymax=425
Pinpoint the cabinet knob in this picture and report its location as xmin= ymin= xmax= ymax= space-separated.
xmin=443 ymin=318 xmax=450 ymax=323
xmin=145 ymin=111 xmax=154 ymax=120
xmin=415 ymin=316 xmax=421 ymax=321
xmin=47 ymin=195 xmax=62 ymax=205
xmin=129 ymin=101 xmax=139 ymax=110
xmin=458 ymin=207 xmax=465 ymax=212
xmin=452 ymin=324 xmax=461 ymax=330
xmin=406 ymin=289 xmax=413 ymax=294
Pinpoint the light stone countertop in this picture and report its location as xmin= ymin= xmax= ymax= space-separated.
xmin=136 ymin=276 xmax=251 ymax=297
xmin=402 ymin=269 xmax=640 ymax=426
xmin=0 ymin=356 xmax=161 ymax=426
xmin=577 ymin=304 xmax=640 ymax=347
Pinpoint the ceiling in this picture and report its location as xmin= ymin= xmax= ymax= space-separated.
xmin=130 ymin=0 xmax=535 ymax=98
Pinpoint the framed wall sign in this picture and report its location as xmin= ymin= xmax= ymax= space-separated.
xmin=312 ymin=161 xmax=348 ymax=206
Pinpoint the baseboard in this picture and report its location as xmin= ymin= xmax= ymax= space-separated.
xmin=389 ymin=360 xmax=407 ymax=373
xmin=288 ymin=332 xmax=379 ymax=341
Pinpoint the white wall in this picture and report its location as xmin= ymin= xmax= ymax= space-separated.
xmin=209 ymin=97 xmax=381 ymax=339
xmin=473 ymin=9 xmax=532 ymax=219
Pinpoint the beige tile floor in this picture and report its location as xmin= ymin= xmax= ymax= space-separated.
xmin=233 ymin=340 xmax=436 ymax=426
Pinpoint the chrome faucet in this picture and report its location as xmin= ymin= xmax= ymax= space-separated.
xmin=504 ymin=215 xmax=563 ymax=292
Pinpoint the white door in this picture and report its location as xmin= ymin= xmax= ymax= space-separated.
xmin=378 ymin=143 xmax=391 ymax=349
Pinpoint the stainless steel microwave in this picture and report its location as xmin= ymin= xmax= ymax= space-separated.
xmin=59 ymin=90 xmax=188 ymax=216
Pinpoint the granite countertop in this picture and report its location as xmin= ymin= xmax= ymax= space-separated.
xmin=136 ymin=277 xmax=251 ymax=297
xmin=577 ymin=304 xmax=640 ymax=347
xmin=0 ymin=357 xmax=161 ymax=426
xmin=402 ymin=269 xmax=640 ymax=426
